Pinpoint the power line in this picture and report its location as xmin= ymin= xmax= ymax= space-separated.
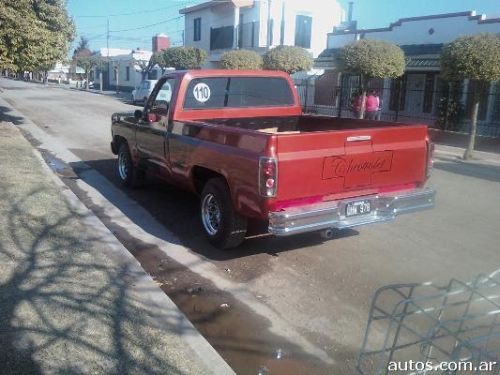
xmin=73 ymin=2 xmax=193 ymax=18
xmin=109 ymin=16 xmax=183 ymax=33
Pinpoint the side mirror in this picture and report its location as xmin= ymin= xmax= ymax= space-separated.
xmin=147 ymin=113 xmax=159 ymax=123
xmin=134 ymin=110 xmax=143 ymax=120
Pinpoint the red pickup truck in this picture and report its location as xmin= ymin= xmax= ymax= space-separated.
xmin=111 ymin=70 xmax=435 ymax=248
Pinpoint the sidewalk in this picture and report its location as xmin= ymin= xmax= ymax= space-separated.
xmin=0 ymin=122 xmax=234 ymax=374
xmin=430 ymin=128 xmax=500 ymax=164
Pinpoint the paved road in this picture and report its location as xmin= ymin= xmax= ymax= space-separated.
xmin=2 ymin=78 xmax=500 ymax=374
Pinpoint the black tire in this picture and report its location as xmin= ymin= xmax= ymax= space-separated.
xmin=200 ymin=178 xmax=247 ymax=249
xmin=117 ymin=142 xmax=144 ymax=188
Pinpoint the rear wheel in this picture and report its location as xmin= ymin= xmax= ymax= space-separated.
xmin=200 ymin=178 xmax=247 ymax=249
xmin=117 ymin=142 xmax=144 ymax=188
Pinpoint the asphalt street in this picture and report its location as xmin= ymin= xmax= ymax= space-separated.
xmin=2 ymin=78 xmax=500 ymax=374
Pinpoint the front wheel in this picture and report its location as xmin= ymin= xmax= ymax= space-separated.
xmin=117 ymin=142 xmax=144 ymax=188
xmin=200 ymin=178 xmax=247 ymax=249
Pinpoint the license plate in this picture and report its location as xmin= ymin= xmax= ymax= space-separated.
xmin=346 ymin=200 xmax=372 ymax=217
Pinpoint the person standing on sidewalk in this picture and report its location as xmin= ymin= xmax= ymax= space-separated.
xmin=365 ymin=90 xmax=380 ymax=120
xmin=350 ymin=91 xmax=363 ymax=119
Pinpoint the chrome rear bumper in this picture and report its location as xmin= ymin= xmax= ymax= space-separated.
xmin=268 ymin=188 xmax=436 ymax=236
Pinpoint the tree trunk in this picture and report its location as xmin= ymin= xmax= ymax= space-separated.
xmin=358 ymin=76 xmax=368 ymax=119
xmin=85 ymin=71 xmax=89 ymax=90
xmin=463 ymin=89 xmax=480 ymax=160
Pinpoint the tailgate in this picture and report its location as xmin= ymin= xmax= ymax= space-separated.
xmin=275 ymin=125 xmax=429 ymax=204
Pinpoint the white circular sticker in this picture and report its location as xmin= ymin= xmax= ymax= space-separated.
xmin=193 ymin=82 xmax=211 ymax=103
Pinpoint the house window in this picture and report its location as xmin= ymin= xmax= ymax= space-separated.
xmin=269 ymin=19 xmax=274 ymax=46
xmin=492 ymin=82 xmax=500 ymax=122
xmin=295 ymin=15 xmax=312 ymax=49
xmin=314 ymin=72 xmax=339 ymax=106
xmin=251 ymin=21 xmax=256 ymax=48
xmin=210 ymin=26 xmax=234 ymax=50
xmin=194 ymin=18 xmax=201 ymax=42
xmin=466 ymin=80 xmax=489 ymax=121
xmin=389 ymin=75 xmax=407 ymax=111
xmin=238 ymin=14 xmax=244 ymax=49
xmin=125 ymin=66 xmax=130 ymax=81
xmin=423 ymin=73 xmax=436 ymax=113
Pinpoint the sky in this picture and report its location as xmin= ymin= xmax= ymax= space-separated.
xmin=66 ymin=0 xmax=500 ymax=53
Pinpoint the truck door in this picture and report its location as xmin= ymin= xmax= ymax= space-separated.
xmin=136 ymin=77 xmax=176 ymax=174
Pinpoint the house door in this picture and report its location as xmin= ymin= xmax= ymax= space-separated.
xmin=404 ymin=74 xmax=425 ymax=116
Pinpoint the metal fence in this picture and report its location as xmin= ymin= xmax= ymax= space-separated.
xmin=357 ymin=271 xmax=500 ymax=374
xmin=295 ymin=76 xmax=500 ymax=138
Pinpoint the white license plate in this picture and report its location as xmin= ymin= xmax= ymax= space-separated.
xmin=346 ymin=200 xmax=372 ymax=217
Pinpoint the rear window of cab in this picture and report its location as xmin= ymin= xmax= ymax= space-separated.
xmin=184 ymin=77 xmax=295 ymax=110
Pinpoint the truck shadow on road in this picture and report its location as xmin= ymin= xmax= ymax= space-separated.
xmin=0 ymin=186 xmax=196 ymax=374
xmin=74 ymin=157 xmax=359 ymax=262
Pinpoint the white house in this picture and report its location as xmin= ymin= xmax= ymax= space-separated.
xmin=180 ymin=0 xmax=344 ymax=68
xmin=93 ymin=48 xmax=163 ymax=92
xmin=313 ymin=11 xmax=500 ymax=136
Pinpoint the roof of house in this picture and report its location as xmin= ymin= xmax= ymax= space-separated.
xmin=318 ymin=43 xmax=443 ymax=59
xmin=330 ymin=11 xmax=500 ymax=36
xmin=316 ymin=44 xmax=443 ymax=70
xmin=179 ymin=0 xmax=254 ymax=14
xmin=400 ymin=44 xmax=444 ymax=55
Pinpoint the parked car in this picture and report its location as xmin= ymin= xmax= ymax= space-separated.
xmin=111 ymin=70 xmax=435 ymax=249
xmin=132 ymin=79 xmax=157 ymax=105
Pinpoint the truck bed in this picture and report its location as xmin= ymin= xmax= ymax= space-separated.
xmin=203 ymin=115 xmax=413 ymax=133
xmin=200 ymin=114 xmax=430 ymax=208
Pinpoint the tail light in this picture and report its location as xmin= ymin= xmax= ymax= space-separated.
xmin=426 ymin=142 xmax=435 ymax=178
xmin=259 ymin=157 xmax=278 ymax=197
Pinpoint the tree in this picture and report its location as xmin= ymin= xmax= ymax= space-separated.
xmin=441 ymin=33 xmax=500 ymax=159
xmin=74 ymin=53 xmax=104 ymax=90
xmin=339 ymin=39 xmax=405 ymax=119
xmin=0 ymin=0 xmax=75 ymax=73
xmin=263 ymin=46 xmax=313 ymax=74
xmin=73 ymin=37 xmax=91 ymax=59
xmin=137 ymin=51 xmax=164 ymax=80
xmin=220 ymin=49 xmax=263 ymax=70
xmin=160 ymin=47 xmax=207 ymax=70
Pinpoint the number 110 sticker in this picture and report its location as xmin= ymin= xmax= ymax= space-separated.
xmin=193 ymin=83 xmax=211 ymax=103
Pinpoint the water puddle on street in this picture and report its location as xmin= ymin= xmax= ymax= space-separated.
xmin=125 ymin=240 xmax=332 ymax=375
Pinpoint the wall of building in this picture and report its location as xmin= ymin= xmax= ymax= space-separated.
xmin=184 ymin=3 xmax=236 ymax=55
xmin=182 ymin=0 xmax=343 ymax=65
xmin=328 ymin=13 xmax=500 ymax=49
xmin=267 ymin=0 xmax=343 ymax=57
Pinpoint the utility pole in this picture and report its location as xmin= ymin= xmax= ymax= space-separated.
xmin=106 ymin=18 xmax=110 ymax=92
xmin=267 ymin=0 xmax=272 ymax=49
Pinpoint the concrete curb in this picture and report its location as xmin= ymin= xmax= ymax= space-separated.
xmin=7 ymin=123 xmax=235 ymax=375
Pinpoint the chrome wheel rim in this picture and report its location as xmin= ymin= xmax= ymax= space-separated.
xmin=118 ymin=151 xmax=128 ymax=181
xmin=201 ymin=193 xmax=221 ymax=236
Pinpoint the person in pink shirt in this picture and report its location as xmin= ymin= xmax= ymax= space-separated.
xmin=365 ymin=90 xmax=380 ymax=120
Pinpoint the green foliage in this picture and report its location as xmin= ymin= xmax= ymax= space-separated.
xmin=441 ymin=33 xmax=500 ymax=82
xmin=73 ymin=36 xmax=91 ymax=59
xmin=441 ymin=34 xmax=500 ymax=159
xmin=74 ymin=53 xmax=104 ymax=73
xmin=0 ymin=0 xmax=75 ymax=72
xmin=150 ymin=51 xmax=166 ymax=68
xmin=159 ymin=47 xmax=207 ymax=70
xmin=220 ymin=49 xmax=263 ymax=70
xmin=136 ymin=51 xmax=164 ymax=79
xmin=263 ymin=46 xmax=313 ymax=74
xmin=339 ymin=39 xmax=405 ymax=80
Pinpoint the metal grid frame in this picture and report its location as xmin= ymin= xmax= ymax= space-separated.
xmin=357 ymin=271 xmax=500 ymax=374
